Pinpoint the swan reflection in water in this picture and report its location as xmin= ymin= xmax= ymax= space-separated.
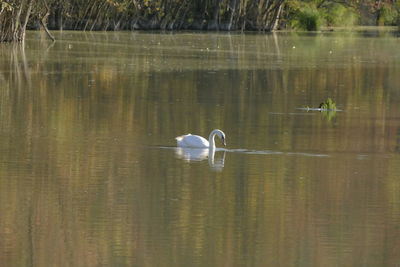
xmin=175 ymin=147 xmax=226 ymax=171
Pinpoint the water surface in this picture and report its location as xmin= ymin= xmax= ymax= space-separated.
xmin=1 ymin=30 xmax=400 ymax=266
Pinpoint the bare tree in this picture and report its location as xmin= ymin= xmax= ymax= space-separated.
xmin=0 ymin=0 xmax=34 ymax=42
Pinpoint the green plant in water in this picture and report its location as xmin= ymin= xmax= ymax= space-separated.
xmin=319 ymin=98 xmax=337 ymax=110
xmin=318 ymin=98 xmax=337 ymax=121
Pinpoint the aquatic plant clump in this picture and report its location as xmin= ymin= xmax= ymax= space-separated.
xmin=319 ymin=98 xmax=337 ymax=110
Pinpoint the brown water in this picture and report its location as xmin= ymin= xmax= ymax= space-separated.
xmin=1 ymin=30 xmax=400 ymax=266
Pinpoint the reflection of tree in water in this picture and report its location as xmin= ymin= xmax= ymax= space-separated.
xmin=1 ymin=44 xmax=31 ymax=87
xmin=396 ymin=128 xmax=400 ymax=153
xmin=320 ymin=109 xmax=337 ymax=122
xmin=1 ymin=33 xmax=400 ymax=266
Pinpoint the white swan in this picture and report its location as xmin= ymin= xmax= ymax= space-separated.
xmin=175 ymin=129 xmax=226 ymax=149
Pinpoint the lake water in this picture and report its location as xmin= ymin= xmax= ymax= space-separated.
xmin=1 ymin=29 xmax=400 ymax=266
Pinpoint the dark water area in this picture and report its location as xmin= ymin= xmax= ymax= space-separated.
xmin=0 ymin=29 xmax=400 ymax=266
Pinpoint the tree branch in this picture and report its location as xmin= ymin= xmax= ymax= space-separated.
xmin=40 ymin=0 xmax=55 ymax=41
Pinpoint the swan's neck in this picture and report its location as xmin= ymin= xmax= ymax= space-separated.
xmin=208 ymin=132 xmax=217 ymax=150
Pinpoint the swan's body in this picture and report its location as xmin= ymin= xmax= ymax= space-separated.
xmin=175 ymin=129 xmax=226 ymax=150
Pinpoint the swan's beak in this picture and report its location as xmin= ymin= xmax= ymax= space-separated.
xmin=222 ymin=137 xmax=226 ymax=146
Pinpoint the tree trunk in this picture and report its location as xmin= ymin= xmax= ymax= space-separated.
xmin=271 ymin=2 xmax=283 ymax=31
xmin=0 ymin=0 xmax=33 ymax=42
xmin=208 ymin=0 xmax=222 ymax=30
xmin=227 ymin=0 xmax=238 ymax=30
xmin=39 ymin=0 xmax=55 ymax=41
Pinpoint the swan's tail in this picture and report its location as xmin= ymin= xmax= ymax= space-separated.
xmin=175 ymin=134 xmax=191 ymax=141
xmin=175 ymin=135 xmax=185 ymax=141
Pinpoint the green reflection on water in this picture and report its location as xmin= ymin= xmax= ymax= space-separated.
xmin=0 ymin=30 xmax=400 ymax=267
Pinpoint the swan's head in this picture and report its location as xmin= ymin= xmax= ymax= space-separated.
xmin=221 ymin=133 xmax=226 ymax=146
xmin=214 ymin=129 xmax=226 ymax=146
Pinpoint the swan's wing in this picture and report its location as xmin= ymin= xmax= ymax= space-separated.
xmin=181 ymin=135 xmax=209 ymax=148
xmin=176 ymin=134 xmax=209 ymax=148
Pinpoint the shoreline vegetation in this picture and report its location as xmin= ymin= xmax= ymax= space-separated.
xmin=1 ymin=0 xmax=399 ymax=42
